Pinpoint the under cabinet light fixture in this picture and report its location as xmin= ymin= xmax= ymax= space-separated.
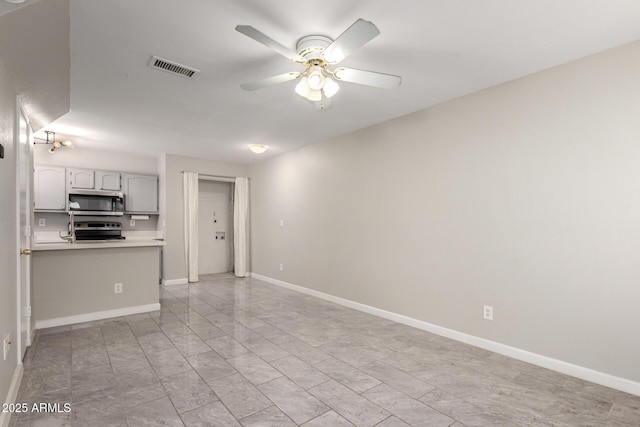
xmin=33 ymin=131 xmax=73 ymax=153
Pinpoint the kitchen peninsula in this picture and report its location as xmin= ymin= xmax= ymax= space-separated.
xmin=32 ymin=238 xmax=164 ymax=328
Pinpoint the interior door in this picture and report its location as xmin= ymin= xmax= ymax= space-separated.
xmin=198 ymin=181 xmax=232 ymax=274
xmin=17 ymin=103 xmax=32 ymax=359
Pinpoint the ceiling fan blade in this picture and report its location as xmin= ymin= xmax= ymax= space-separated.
xmin=322 ymin=19 xmax=380 ymax=64
xmin=236 ymin=25 xmax=306 ymax=63
xmin=315 ymin=95 xmax=332 ymax=111
xmin=240 ymin=72 xmax=300 ymax=91
xmin=333 ymin=67 xmax=401 ymax=89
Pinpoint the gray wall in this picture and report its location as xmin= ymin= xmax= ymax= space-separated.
xmin=0 ymin=1 xmax=70 ymax=409
xmin=250 ymin=40 xmax=640 ymax=383
xmin=0 ymin=56 xmax=18 ymax=417
xmin=33 ymin=143 xmax=158 ymax=175
xmin=160 ymin=154 xmax=248 ymax=282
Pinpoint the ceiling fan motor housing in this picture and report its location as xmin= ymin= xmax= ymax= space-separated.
xmin=296 ymin=35 xmax=333 ymax=61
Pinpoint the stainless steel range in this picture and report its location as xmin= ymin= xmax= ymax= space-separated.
xmin=74 ymin=221 xmax=125 ymax=241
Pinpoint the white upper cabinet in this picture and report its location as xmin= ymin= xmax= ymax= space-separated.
xmin=96 ymin=170 xmax=121 ymax=191
xmin=68 ymin=168 xmax=121 ymax=191
xmin=68 ymin=168 xmax=95 ymax=190
xmin=33 ymin=165 xmax=158 ymax=214
xmin=34 ymin=165 xmax=66 ymax=211
xmin=123 ymin=173 xmax=158 ymax=213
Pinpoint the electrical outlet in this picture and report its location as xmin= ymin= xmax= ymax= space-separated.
xmin=483 ymin=305 xmax=494 ymax=321
xmin=130 ymin=219 xmax=135 ymax=227
xmin=280 ymin=220 xmax=284 ymax=227
xmin=3 ymin=334 xmax=10 ymax=361
xmin=279 ymin=263 xmax=284 ymax=272
xmin=114 ymin=283 xmax=123 ymax=294
xmin=38 ymin=218 xmax=46 ymax=227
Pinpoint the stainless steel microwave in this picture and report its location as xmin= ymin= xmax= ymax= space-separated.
xmin=68 ymin=189 xmax=124 ymax=216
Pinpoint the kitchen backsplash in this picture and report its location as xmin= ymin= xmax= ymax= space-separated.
xmin=34 ymin=212 xmax=159 ymax=233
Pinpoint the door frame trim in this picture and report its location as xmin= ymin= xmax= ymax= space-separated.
xmin=15 ymin=97 xmax=32 ymax=363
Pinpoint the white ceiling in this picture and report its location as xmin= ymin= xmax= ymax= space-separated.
xmin=12 ymin=0 xmax=640 ymax=163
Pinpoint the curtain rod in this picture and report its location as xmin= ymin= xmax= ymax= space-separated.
xmin=180 ymin=170 xmax=247 ymax=182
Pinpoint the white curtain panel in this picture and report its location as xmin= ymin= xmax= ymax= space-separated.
xmin=234 ymin=177 xmax=249 ymax=277
xmin=183 ymin=171 xmax=199 ymax=282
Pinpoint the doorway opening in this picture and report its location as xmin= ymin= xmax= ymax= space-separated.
xmin=197 ymin=180 xmax=233 ymax=276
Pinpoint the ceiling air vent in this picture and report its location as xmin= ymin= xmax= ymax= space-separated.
xmin=148 ymin=56 xmax=200 ymax=79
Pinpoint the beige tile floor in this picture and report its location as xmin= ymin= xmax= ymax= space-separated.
xmin=8 ymin=276 xmax=640 ymax=426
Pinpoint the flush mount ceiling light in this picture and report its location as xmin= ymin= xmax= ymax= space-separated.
xmin=33 ymin=130 xmax=73 ymax=154
xmin=236 ymin=19 xmax=401 ymax=111
xmin=248 ymin=144 xmax=268 ymax=154
xmin=4 ymin=0 xmax=27 ymax=3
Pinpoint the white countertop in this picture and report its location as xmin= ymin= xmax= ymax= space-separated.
xmin=33 ymin=239 xmax=165 ymax=251
xmin=32 ymin=229 xmax=164 ymax=251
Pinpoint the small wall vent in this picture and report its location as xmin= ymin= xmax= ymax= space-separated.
xmin=148 ymin=55 xmax=200 ymax=79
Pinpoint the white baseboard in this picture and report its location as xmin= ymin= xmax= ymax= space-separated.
xmin=35 ymin=303 xmax=161 ymax=329
xmin=251 ymin=273 xmax=640 ymax=397
xmin=0 ymin=363 xmax=24 ymax=427
xmin=162 ymin=278 xmax=188 ymax=286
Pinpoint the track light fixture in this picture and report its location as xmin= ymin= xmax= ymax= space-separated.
xmin=33 ymin=131 xmax=73 ymax=154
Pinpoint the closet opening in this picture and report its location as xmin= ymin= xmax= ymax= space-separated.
xmin=197 ymin=178 xmax=234 ymax=279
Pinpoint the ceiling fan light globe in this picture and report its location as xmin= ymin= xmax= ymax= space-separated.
xmin=323 ymin=78 xmax=340 ymax=98
xmin=307 ymin=69 xmax=325 ymax=90
xmin=306 ymin=89 xmax=322 ymax=102
xmin=295 ymin=77 xmax=311 ymax=98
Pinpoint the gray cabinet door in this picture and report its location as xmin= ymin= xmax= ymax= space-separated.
xmin=68 ymin=168 xmax=95 ymax=189
xmin=96 ymin=170 xmax=121 ymax=190
xmin=123 ymin=174 xmax=158 ymax=213
xmin=34 ymin=165 xmax=66 ymax=210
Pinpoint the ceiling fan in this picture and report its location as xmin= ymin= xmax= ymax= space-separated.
xmin=236 ymin=19 xmax=402 ymax=111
